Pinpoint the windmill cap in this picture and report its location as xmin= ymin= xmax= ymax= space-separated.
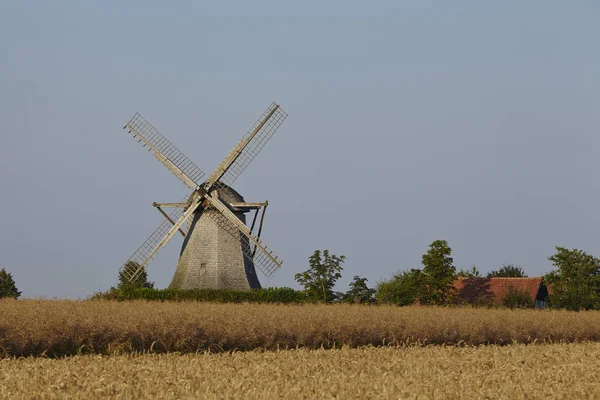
xmin=203 ymin=181 xmax=245 ymax=205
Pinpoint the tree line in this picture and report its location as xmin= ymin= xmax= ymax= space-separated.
xmin=294 ymin=242 xmax=600 ymax=310
xmin=3 ymin=242 xmax=600 ymax=311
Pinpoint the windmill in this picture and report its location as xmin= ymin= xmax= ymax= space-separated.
xmin=118 ymin=102 xmax=287 ymax=290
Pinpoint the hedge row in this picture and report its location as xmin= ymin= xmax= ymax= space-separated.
xmin=91 ymin=287 xmax=308 ymax=303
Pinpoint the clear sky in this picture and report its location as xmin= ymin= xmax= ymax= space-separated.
xmin=1 ymin=1 xmax=598 ymax=298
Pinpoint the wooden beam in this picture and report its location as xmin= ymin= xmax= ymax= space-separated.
xmin=155 ymin=206 xmax=186 ymax=237
xmin=153 ymin=202 xmax=189 ymax=208
xmin=252 ymin=203 xmax=268 ymax=258
xmin=229 ymin=202 xmax=268 ymax=209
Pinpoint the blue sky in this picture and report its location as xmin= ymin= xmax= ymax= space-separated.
xmin=1 ymin=1 xmax=598 ymax=298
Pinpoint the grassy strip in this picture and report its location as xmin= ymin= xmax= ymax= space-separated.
xmin=2 ymin=300 xmax=600 ymax=357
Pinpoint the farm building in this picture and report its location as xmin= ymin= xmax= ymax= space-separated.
xmin=453 ymin=277 xmax=548 ymax=308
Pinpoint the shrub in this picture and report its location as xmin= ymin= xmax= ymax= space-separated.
xmin=502 ymin=286 xmax=533 ymax=309
xmin=375 ymin=269 xmax=424 ymax=306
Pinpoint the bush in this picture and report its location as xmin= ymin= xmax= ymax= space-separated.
xmin=375 ymin=270 xmax=424 ymax=306
xmin=502 ymin=286 xmax=533 ymax=309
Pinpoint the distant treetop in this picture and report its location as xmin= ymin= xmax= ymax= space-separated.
xmin=0 ymin=268 xmax=21 ymax=299
xmin=487 ymin=264 xmax=527 ymax=278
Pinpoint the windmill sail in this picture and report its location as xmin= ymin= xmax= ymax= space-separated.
xmin=124 ymin=113 xmax=205 ymax=189
xmin=205 ymin=103 xmax=287 ymax=191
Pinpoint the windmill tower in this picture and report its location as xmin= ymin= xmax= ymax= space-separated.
xmin=118 ymin=103 xmax=287 ymax=289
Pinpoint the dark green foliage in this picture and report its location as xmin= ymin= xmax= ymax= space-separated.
xmin=118 ymin=261 xmax=154 ymax=290
xmin=295 ymin=250 xmax=345 ymax=303
xmin=545 ymin=247 xmax=600 ymax=311
xmin=0 ymin=268 xmax=21 ymax=299
xmin=457 ymin=265 xmax=482 ymax=278
xmin=375 ymin=240 xmax=456 ymax=306
xmin=421 ymin=240 xmax=456 ymax=305
xmin=487 ymin=264 xmax=528 ymax=278
xmin=501 ymin=286 xmax=533 ymax=309
xmin=92 ymin=287 xmax=307 ymax=303
xmin=342 ymin=275 xmax=376 ymax=304
xmin=375 ymin=269 xmax=425 ymax=306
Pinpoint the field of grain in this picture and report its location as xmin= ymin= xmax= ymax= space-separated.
xmin=2 ymin=299 xmax=600 ymax=357
xmin=2 ymin=343 xmax=600 ymax=399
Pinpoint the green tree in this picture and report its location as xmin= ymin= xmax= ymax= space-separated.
xmin=295 ymin=250 xmax=345 ymax=303
xmin=342 ymin=275 xmax=376 ymax=304
xmin=375 ymin=269 xmax=425 ymax=306
xmin=0 ymin=268 xmax=21 ymax=299
xmin=421 ymin=240 xmax=456 ymax=305
xmin=457 ymin=265 xmax=481 ymax=278
xmin=487 ymin=264 xmax=528 ymax=278
xmin=544 ymin=247 xmax=600 ymax=311
xmin=118 ymin=261 xmax=155 ymax=290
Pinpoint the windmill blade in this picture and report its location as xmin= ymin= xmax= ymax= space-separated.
xmin=124 ymin=113 xmax=205 ymax=190
xmin=119 ymin=196 xmax=199 ymax=283
xmin=203 ymin=194 xmax=282 ymax=277
xmin=204 ymin=102 xmax=287 ymax=191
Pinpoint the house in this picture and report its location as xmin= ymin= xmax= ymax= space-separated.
xmin=453 ymin=277 xmax=549 ymax=308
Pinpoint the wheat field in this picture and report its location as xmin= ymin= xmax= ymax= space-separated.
xmin=2 ymin=344 xmax=600 ymax=399
xmin=3 ymin=300 xmax=600 ymax=398
xmin=3 ymin=299 xmax=600 ymax=357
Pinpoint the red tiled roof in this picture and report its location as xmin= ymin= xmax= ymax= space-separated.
xmin=453 ymin=277 xmax=544 ymax=305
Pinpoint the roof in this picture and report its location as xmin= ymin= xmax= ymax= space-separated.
xmin=203 ymin=181 xmax=245 ymax=204
xmin=453 ymin=277 xmax=544 ymax=305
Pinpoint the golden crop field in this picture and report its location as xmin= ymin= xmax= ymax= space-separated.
xmin=2 ymin=344 xmax=600 ymax=399
xmin=2 ymin=299 xmax=600 ymax=357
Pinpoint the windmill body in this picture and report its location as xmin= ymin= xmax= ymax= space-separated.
xmin=117 ymin=103 xmax=287 ymax=289
xmin=170 ymin=186 xmax=261 ymax=290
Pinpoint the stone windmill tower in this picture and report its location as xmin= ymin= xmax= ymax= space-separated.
xmin=118 ymin=103 xmax=287 ymax=289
